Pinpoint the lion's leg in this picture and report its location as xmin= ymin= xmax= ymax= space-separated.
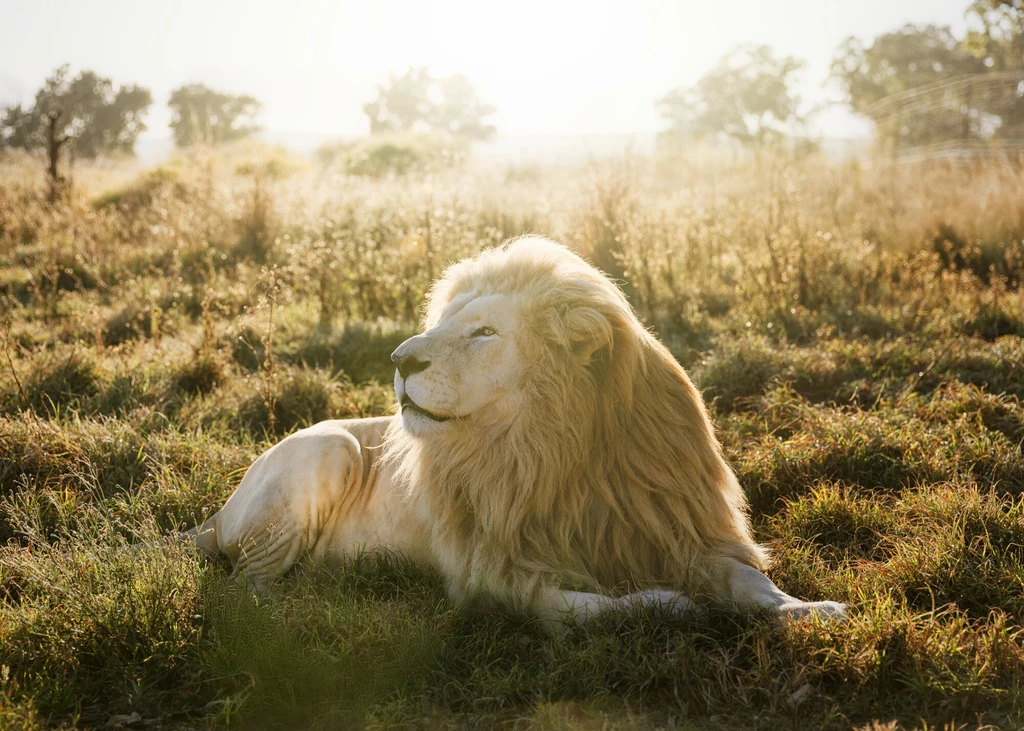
xmin=530 ymin=587 xmax=694 ymax=630
xmin=619 ymin=588 xmax=695 ymax=614
xmin=186 ymin=422 xmax=368 ymax=592
xmin=712 ymin=556 xmax=846 ymax=620
xmin=531 ymin=588 xmax=619 ymax=629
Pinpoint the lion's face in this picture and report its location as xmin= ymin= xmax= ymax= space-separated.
xmin=392 ymin=293 xmax=526 ymax=436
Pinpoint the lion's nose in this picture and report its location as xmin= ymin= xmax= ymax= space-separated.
xmin=392 ymin=352 xmax=431 ymax=380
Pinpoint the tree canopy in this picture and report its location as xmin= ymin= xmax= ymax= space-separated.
xmin=363 ymin=68 xmax=496 ymax=140
xmin=0 ymin=64 xmax=152 ymax=158
xmin=830 ymin=24 xmax=986 ymax=114
xmin=168 ymin=84 xmax=261 ymax=147
xmin=832 ymin=15 xmax=1024 ymax=151
xmin=657 ymin=45 xmax=805 ymax=146
xmin=964 ymin=0 xmax=1024 ymax=70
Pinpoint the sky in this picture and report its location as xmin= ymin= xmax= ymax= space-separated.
xmin=0 ymin=0 xmax=974 ymax=144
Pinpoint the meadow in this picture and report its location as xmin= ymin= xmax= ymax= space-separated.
xmin=1 ymin=142 xmax=1024 ymax=729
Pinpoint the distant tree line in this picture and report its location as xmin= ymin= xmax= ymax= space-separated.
xmin=0 ymin=69 xmax=270 ymax=199
xmin=8 ymin=0 xmax=1016 ymax=195
xmin=0 ymin=63 xmax=496 ymax=199
xmin=658 ymin=0 xmax=1024 ymax=152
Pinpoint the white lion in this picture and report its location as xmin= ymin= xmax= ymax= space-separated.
xmin=187 ymin=237 xmax=845 ymax=627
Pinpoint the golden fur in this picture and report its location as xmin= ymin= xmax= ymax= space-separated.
xmin=386 ymin=237 xmax=766 ymax=609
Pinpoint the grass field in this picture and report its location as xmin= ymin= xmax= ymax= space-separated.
xmin=1 ymin=144 xmax=1024 ymax=729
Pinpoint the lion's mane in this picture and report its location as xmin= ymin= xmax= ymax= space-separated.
xmin=386 ymin=236 xmax=767 ymax=608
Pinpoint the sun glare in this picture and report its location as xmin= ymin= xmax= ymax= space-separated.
xmin=0 ymin=0 xmax=977 ymax=144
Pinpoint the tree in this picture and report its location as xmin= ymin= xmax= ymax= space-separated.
xmin=168 ymin=84 xmax=261 ymax=147
xmin=363 ymin=68 xmax=496 ymax=140
xmin=963 ymin=1 xmax=1024 ymax=138
xmin=0 ymin=65 xmax=152 ymax=198
xmin=831 ymin=25 xmax=985 ymax=113
xmin=431 ymin=74 xmax=498 ymax=140
xmin=831 ymin=21 xmax=1024 ymax=152
xmin=657 ymin=45 xmax=805 ymax=146
xmin=0 ymin=104 xmax=36 ymax=149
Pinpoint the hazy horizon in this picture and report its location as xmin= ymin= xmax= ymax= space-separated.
xmin=1 ymin=0 xmax=972 ymax=145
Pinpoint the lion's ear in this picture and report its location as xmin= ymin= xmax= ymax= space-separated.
xmin=564 ymin=305 xmax=614 ymax=367
xmin=572 ymin=338 xmax=607 ymax=367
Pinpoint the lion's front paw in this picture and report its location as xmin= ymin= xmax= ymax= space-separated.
xmin=778 ymin=600 xmax=848 ymax=622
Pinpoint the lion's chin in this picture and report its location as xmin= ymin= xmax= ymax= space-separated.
xmin=399 ymin=405 xmax=454 ymax=436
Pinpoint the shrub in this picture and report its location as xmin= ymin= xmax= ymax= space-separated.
xmin=295 ymin=322 xmax=414 ymax=383
xmin=235 ymin=366 xmax=389 ymax=436
xmin=104 ymin=302 xmax=168 ymax=346
xmin=90 ymin=166 xmax=188 ymax=213
xmin=20 ymin=350 xmax=101 ymax=415
xmin=172 ymin=350 xmax=228 ymax=397
xmin=320 ymin=132 xmax=468 ymax=177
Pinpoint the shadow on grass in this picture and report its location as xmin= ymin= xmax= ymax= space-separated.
xmin=200 ymin=555 xmax=451 ymax=728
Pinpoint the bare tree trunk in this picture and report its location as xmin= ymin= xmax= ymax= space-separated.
xmin=45 ymin=111 xmax=68 ymax=202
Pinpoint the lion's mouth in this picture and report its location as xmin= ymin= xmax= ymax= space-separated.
xmin=400 ymin=394 xmax=450 ymax=423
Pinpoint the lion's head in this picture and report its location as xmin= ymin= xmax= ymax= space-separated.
xmin=392 ymin=236 xmax=639 ymax=438
xmin=388 ymin=236 xmax=766 ymax=606
xmin=390 ymin=291 xmax=525 ymax=436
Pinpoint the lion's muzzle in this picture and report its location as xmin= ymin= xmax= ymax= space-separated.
xmin=392 ymin=350 xmax=431 ymax=380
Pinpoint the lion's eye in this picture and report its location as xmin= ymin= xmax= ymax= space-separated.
xmin=471 ymin=326 xmax=497 ymax=338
